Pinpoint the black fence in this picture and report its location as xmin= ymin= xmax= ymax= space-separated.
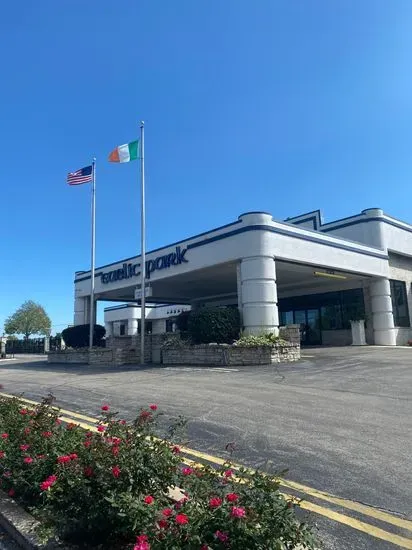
xmin=5 ymin=337 xmax=62 ymax=355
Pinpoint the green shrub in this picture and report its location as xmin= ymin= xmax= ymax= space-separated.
xmin=188 ymin=308 xmax=241 ymax=344
xmin=234 ymin=333 xmax=289 ymax=347
xmin=0 ymin=395 xmax=318 ymax=550
xmin=61 ymin=324 xmax=105 ymax=348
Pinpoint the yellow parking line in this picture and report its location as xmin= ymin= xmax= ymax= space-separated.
xmin=2 ymin=392 xmax=411 ymax=548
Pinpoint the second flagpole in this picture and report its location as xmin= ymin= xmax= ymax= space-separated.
xmin=139 ymin=122 xmax=146 ymax=364
xmin=89 ymin=158 xmax=96 ymax=351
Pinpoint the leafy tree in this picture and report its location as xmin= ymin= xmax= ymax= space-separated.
xmin=4 ymin=301 xmax=51 ymax=340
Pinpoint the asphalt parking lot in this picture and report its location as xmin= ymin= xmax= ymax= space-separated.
xmin=0 ymin=347 xmax=411 ymax=549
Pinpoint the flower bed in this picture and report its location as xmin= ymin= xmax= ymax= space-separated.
xmin=0 ymin=395 xmax=317 ymax=549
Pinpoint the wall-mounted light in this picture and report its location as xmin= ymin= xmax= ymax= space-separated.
xmin=314 ymin=271 xmax=347 ymax=280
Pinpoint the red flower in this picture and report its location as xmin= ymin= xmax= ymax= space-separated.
xmin=172 ymin=445 xmax=181 ymax=454
xmin=24 ymin=457 xmax=33 ymax=464
xmin=84 ymin=467 xmax=94 ymax=477
xmin=158 ymin=519 xmax=168 ymax=529
xmin=24 ymin=428 xmax=30 ymax=435
xmin=174 ymin=496 xmax=188 ymax=510
xmin=209 ymin=497 xmax=223 ymax=508
xmin=162 ymin=508 xmax=173 ymax=517
xmin=57 ymin=455 xmax=71 ymax=464
xmin=111 ymin=437 xmax=122 ymax=445
xmin=40 ymin=475 xmax=57 ymax=491
xmin=42 ymin=431 xmax=53 ymax=438
xmin=111 ymin=465 xmax=121 ymax=478
xmin=224 ymin=469 xmax=233 ymax=478
xmin=101 ymin=404 xmax=110 ymax=411
xmin=119 ymin=419 xmax=127 ymax=425
xmin=144 ymin=495 xmax=154 ymax=505
xmin=1 ymin=433 xmax=8 ymax=439
xmin=112 ymin=446 xmax=120 ymax=456
xmin=55 ymin=419 xmax=62 ymax=425
xmin=20 ymin=444 xmax=30 ymax=451
xmin=19 ymin=409 xmax=28 ymax=415
xmin=8 ymin=488 xmax=15 ymax=497
xmin=175 ymin=513 xmax=189 ymax=525
xmin=97 ymin=425 xmax=106 ymax=432
xmin=48 ymin=475 xmax=57 ymax=483
xmin=139 ymin=410 xmax=152 ymax=422
xmin=231 ymin=506 xmax=246 ymax=518
xmin=85 ymin=431 xmax=93 ymax=438
xmin=182 ymin=467 xmax=193 ymax=476
xmin=149 ymin=404 xmax=158 ymax=411
xmin=215 ymin=530 xmax=229 ymax=542
xmin=226 ymin=493 xmax=239 ymax=502
xmin=66 ymin=422 xmax=76 ymax=430
xmin=37 ymin=454 xmax=46 ymax=459
xmin=0 ymin=452 xmax=4 ymax=458
xmin=70 ymin=453 xmax=78 ymax=460
xmin=84 ymin=440 xmax=92 ymax=448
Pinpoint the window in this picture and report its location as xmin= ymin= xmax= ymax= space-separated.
xmin=119 ymin=323 xmax=126 ymax=336
xmin=390 ymin=280 xmax=410 ymax=327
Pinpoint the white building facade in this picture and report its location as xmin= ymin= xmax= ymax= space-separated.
xmin=74 ymin=208 xmax=412 ymax=346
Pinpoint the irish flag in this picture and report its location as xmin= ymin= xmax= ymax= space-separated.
xmin=108 ymin=140 xmax=139 ymax=163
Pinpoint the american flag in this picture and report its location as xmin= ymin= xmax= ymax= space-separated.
xmin=67 ymin=165 xmax=93 ymax=185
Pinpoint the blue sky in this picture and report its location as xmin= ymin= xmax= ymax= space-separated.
xmin=1 ymin=0 xmax=412 ymax=333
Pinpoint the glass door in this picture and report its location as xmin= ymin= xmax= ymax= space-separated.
xmin=293 ymin=309 xmax=322 ymax=346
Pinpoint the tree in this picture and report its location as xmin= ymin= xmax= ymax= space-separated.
xmin=4 ymin=301 xmax=51 ymax=340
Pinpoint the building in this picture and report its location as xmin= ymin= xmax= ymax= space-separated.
xmin=104 ymin=304 xmax=190 ymax=337
xmin=74 ymin=208 xmax=412 ymax=346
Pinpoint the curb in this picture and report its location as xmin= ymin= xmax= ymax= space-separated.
xmin=0 ymin=491 xmax=42 ymax=549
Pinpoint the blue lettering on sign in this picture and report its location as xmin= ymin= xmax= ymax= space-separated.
xmin=100 ymin=247 xmax=188 ymax=285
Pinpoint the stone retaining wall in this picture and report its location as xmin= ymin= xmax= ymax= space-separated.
xmin=48 ymin=348 xmax=113 ymax=364
xmin=162 ymin=343 xmax=300 ymax=366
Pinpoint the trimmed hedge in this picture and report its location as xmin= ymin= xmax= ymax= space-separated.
xmin=61 ymin=324 xmax=105 ymax=348
xmin=188 ymin=307 xmax=240 ymax=344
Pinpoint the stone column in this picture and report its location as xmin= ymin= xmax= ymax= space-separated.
xmin=74 ymin=296 xmax=88 ymax=326
xmin=239 ymin=256 xmax=279 ymax=335
xmin=370 ymin=278 xmax=396 ymax=345
xmin=128 ymin=319 xmax=139 ymax=336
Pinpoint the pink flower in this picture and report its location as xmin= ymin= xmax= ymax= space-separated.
xmin=1 ymin=433 xmax=8 ymax=439
xmin=111 ymin=437 xmax=122 ymax=445
xmin=37 ymin=454 xmax=46 ymax=459
xmin=119 ymin=419 xmax=127 ymax=425
xmin=174 ymin=496 xmax=188 ymax=510
xmin=47 ymin=475 xmax=57 ymax=483
xmin=8 ymin=488 xmax=15 ymax=497
xmin=149 ymin=404 xmax=158 ymax=411
xmin=57 ymin=455 xmax=71 ymax=464
xmin=134 ymin=535 xmax=150 ymax=550
xmin=55 ymin=419 xmax=62 ymax=425
xmin=0 ymin=452 xmax=4 ymax=458
xmin=231 ymin=506 xmax=246 ymax=518
xmin=40 ymin=476 xmax=57 ymax=491
xmin=42 ymin=431 xmax=52 ymax=438
xmin=162 ymin=508 xmax=173 ymax=517
xmin=84 ymin=440 xmax=92 ymax=448
xmin=175 ymin=513 xmax=189 ymax=525
xmin=20 ymin=444 xmax=30 ymax=451
xmin=209 ymin=497 xmax=223 ymax=508
xmin=85 ymin=431 xmax=93 ymax=438
xmin=24 ymin=457 xmax=33 ymax=464
xmin=19 ymin=409 xmax=28 ymax=415
xmin=215 ymin=530 xmax=229 ymax=542
xmin=84 ymin=467 xmax=94 ymax=477
xmin=172 ymin=445 xmax=181 ymax=454
xmin=70 ymin=453 xmax=78 ymax=460
xmin=24 ymin=428 xmax=30 ymax=435
xmin=111 ymin=465 xmax=121 ymax=478
xmin=112 ymin=446 xmax=119 ymax=456
xmin=97 ymin=425 xmax=106 ymax=432
xmin=226 ymin=493 xmax=239 ymax=502
xmin=224 ymin=469 xmax=233 ymax=478
xmin=101 ymin=405 xmax=110 ymax=411
xmin=182 ymin=467 xmax=193 ymax=476
xmin=144 ymin=495 xmax=154 ymax=505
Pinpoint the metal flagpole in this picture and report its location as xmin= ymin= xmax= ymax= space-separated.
xmin=140 ymin=122 xmax=146 ymax=364
xmin=89 ymin=158 xmax=96 ymax=351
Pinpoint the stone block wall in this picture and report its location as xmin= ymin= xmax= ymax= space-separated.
xmin=48 ymin=349 xmax=113 ymax=364
xmin=279 ymin=325 xmax=300 ymax=344
xmin=162 ymin=343 xmax=300 ymax=366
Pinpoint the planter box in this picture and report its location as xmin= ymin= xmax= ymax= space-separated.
xmin=162 ymin=343 xmax=300 ymax=366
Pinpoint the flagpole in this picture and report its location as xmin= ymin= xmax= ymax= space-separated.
xmin=140 ymin=122 xmax=146 ymax=364
xmin=89 ymin=158 xmax=96 ymax=351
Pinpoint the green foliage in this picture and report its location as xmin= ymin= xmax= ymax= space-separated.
xmin=188 ymin=307 xmax=241 ymax=344
xmin=176 ymin=310 xmax=191 ymax=333
xmin=4 ymin=301 xmax=51 ymax=339
xmin=234 ymin=333 xmax=289 ymax=348
xmin=0 ymin=395 xmax=318 ymax=550
xmin=61 ymin=324 xmax=105 ymax=348
xmin=161 ymin=334 xmax=188 ymax=349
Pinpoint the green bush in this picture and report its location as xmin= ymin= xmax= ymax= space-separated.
xmin=0 ymin=395 xmax=318 ymax=550
xmin=233 ymin=333 xmax=289 ymax=347
xmin=188 ymin=308 xmax=241 ymax=344
xmin=61 ymin=324 xmax=105 ymax=348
